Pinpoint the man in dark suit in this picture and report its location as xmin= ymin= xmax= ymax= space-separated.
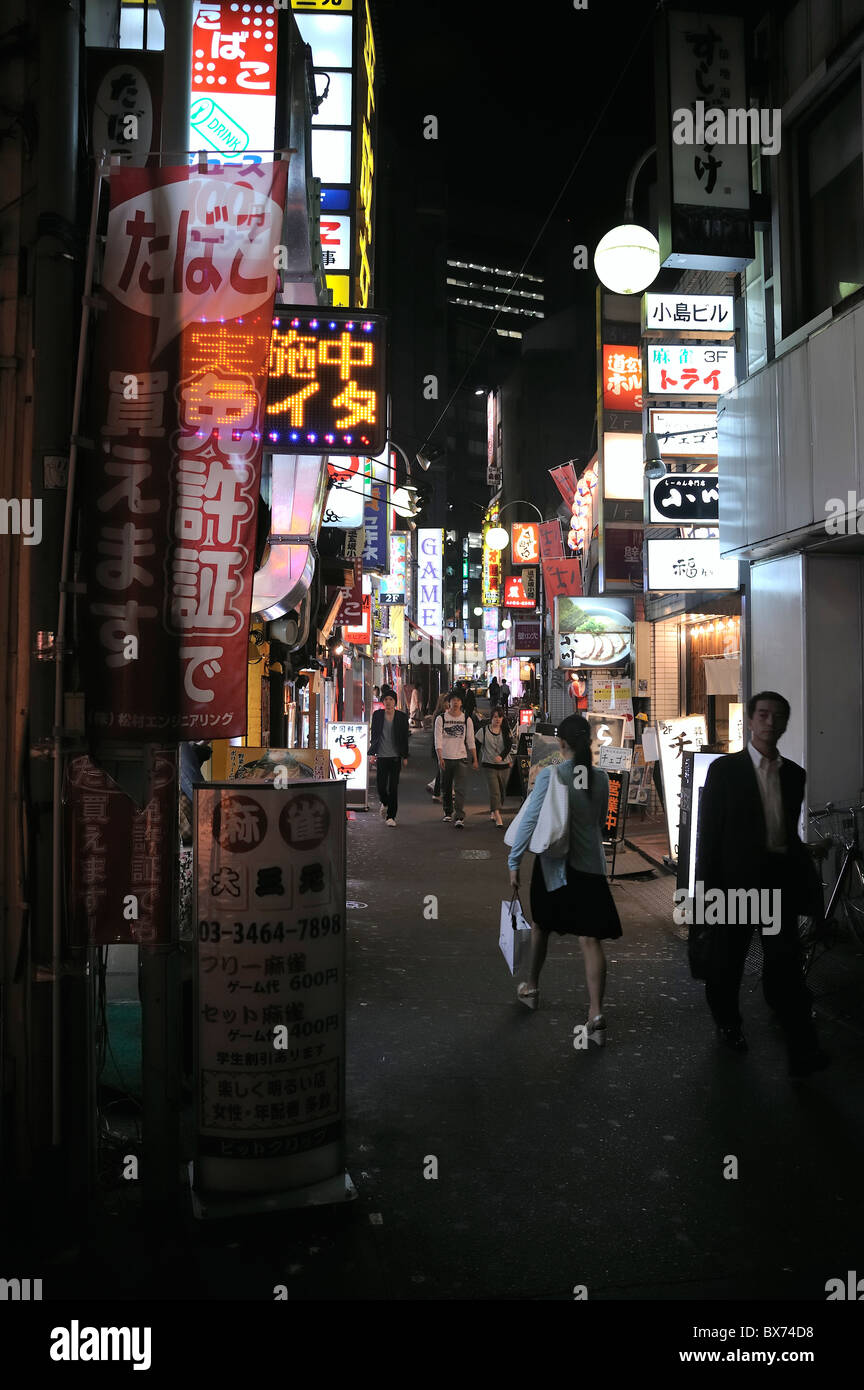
xmin=694 ymin=690 xmax=828 ymax=1077
xmin=369 ymin=686 xmax=410 ymax=825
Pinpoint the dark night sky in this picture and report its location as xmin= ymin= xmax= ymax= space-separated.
xmin=374 ymin=0 xmax=661 ymax=262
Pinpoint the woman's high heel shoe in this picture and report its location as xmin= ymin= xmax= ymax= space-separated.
xmin=517 ymin=983 xmax=539 ymax=1010
xmin=587 ymin=1014 xmax=606 ymax=1045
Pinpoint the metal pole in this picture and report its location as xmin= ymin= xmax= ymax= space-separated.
xmin=51 ymin=156 xmax=107 ymax=1144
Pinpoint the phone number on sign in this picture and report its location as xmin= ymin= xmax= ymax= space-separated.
xmin=198 ymin=914 xmax=343 ymax=944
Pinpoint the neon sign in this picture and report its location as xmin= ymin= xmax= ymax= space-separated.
xmin=265 ymin=308 xmax=386 ymax=453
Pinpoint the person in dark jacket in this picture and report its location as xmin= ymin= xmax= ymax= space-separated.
xmin=369 ymin=686 xmax=409 ymax=825
xmin=475 ymin=706 xmax=513 ymax=826
xmin=487 ymin=675 xmax=500 ymax=708
xmin=693 ymin=690 xmax=827 ymax=1076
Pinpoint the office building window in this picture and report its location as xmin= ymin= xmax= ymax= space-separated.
xmin=798 ymin=76 xmax=864 ymax=321
xmin=119 ymin=1 xmax=165 ymax=50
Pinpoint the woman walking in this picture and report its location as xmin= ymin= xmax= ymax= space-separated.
xmin=506 ymin=714 xmax=621 ymax=1040
xmin=475 ymin=705 xmax=513 ymax=827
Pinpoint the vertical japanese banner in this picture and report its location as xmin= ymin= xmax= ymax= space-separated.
xmin=64 ymin=752 xmax=178 ymax=945
xmin=326 ymin=722 xmax=369 ymax=809
xmin=83 ymin=160 xmax=288 ymax=738
xmin=194 ymin=780 xmax=347 ymax=1194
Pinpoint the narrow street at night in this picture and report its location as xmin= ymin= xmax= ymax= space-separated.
xmin=14 ymin=725 xmax=864 ymax=1308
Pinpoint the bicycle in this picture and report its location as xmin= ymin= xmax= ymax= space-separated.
xmin=797 ymin=801 xmax=864 ymax=974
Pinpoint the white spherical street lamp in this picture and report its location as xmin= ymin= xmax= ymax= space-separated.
xmin=485 ymin=525 xmax=509 ymax=550
xmin=593 ymin=223 xmax=660 ymax=296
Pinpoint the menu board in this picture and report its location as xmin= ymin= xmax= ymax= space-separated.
xmin=194 ymin=781 xmax=347 ymax=1194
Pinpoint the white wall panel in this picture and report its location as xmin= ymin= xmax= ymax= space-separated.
xmin=778 ymin=348 xmax=812 ymax=533
xmin=719 ymin=298 xmax=864 ymax=552
xmin=745 ymin=367 xmax=781 ymax=546
xmin=809 ymin=315 xmax=857 ymax=513
xmin=804 ymin=555 xmax=864 ymax=807
xmin=750 ymin=553 xmax=806 ymax=766
xmin=718 ymin=386 xmax=749 ymax=553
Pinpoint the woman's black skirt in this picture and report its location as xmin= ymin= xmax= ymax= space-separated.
xmin=529 ymin=858 xmax=622 ymax=939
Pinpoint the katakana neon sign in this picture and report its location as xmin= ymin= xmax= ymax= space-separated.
xmin=264 ymin=308 xmax=386 ymax=453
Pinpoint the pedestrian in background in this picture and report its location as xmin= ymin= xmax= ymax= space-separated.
xmin=434 ymin=690 xmax=478 ymax=829
xmin=426 ymin=690 xmax=450 ymax=799
xmin=500 ymin=678 xmax=511 ymax=718
xmin=487 ymin=674 xmax=500 ymax=709
xmin=369 ymin=686 xmax=409 ymax=826
xmin=507 ymin=714 xmax=621 ymax=1036
xmin=476 ymin=705 xmax=513 ymax=827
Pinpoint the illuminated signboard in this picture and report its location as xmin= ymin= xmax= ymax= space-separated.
xmin=188 ymin=2 xmax=278 ymax=162
xmin=646 ymin=538 xmax=739 ymax=591
xmin=381 ymin=532 xmax=407 ymax=603
xmin=511 ymin=522 xmax=539 ymax=564
xmin=417 ymin=529 xmax=443 ymax=638
xmin=293 ymin=0 xmax=376 ymax=309
xmin=602 ymin=345 xmax=642 ymax=411
xmin=503 ymin=575 xmax=535 ymax=609
xmin=643 ymin=293 xmax=734 ymax=334
xmin=265 ymin=309 xmax=386 ymax=453
xmin=646 ymin=344 xmax=736 ymax=397
xmin=648 ymin=409 xmax=717 ymax=455
xmin=648 ymin=473 xmax=719 ymax=524
xmin=482 ymin=505 xmax=501 ymax=606
xmin=603 ymin=432 xmax=645 ymax=501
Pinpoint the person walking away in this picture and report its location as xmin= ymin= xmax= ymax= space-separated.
xmin=369 ymin=686 xmax=409 ymax=825
xmin=475 ymin=705 xmax=513 ymax=827
xmin=507 ymin=714 xmax=621 ymax=1037
xmin=427 ymin=690 xmax=450 ymax=799
xmin=694 ymin=690 xmax=828 ymax=1077
xmin=488 ymin=675 xmax=500 ymax=710
xmin=500 ymin=679 xmax=511 ymax=718
xmin=434 ymin=691 xmax=478 ymax=829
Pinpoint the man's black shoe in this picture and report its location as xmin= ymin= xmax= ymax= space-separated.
xmin=717 ymin=1026 xmax=748 ymax=1053
xmin=788 ymin=1047 xmax=831 ymax=1078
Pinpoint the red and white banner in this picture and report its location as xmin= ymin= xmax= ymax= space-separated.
xmin=538 ymin=519 xmax=564 ymax=560
xmin=548 ymin=463 xmax=577 ymax=512
xmin=83 ymin=160 xmax=288 ymax=737
xmin=542 ymin=559 xmax=584 ymax=600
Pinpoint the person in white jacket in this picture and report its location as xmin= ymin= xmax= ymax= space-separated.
xmin=433 ymin=691 xmax=478 ymax=828
xmin=506 ymin=715 xmax=622 ymax=1033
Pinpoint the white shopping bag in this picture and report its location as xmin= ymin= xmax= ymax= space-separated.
xmin=499 ymin=893 xmax=531 ymax=975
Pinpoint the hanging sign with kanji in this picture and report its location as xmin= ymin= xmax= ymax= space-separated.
xmin=646 ymin=344 xmax=735 ymax=397
xmin=265 ymin=309 xmax=387 ymax=454
xmin=82 ymin=159 xmax=288 ymax=738
xmin=194 ymin=780 xmax=347 ymax=1193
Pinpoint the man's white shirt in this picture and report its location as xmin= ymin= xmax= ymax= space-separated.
xmin=747 ymin=739 xmax=787 ymax=852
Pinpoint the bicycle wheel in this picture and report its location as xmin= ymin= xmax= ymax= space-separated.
xmin=840 ymin=858 xmax=864 ymax=947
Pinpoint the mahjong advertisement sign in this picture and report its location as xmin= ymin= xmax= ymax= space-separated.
xmin=194 ymin=781 xmax=347 ymax=1193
